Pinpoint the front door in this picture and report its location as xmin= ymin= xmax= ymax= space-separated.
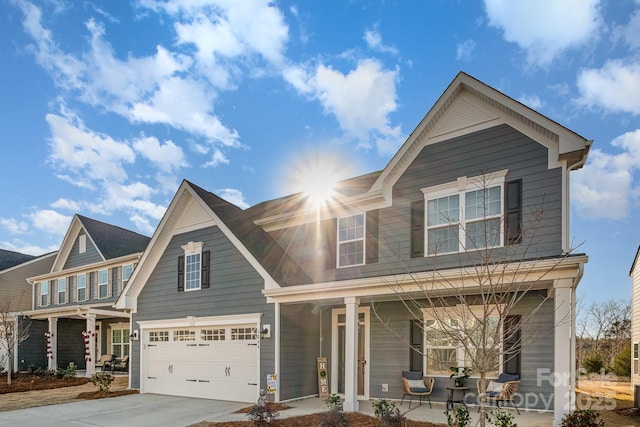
xmin=332 ymin=307 xmax=369 ymax=398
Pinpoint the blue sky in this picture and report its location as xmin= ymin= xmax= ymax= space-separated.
xmin=1 ymin=0 xmax=639 ymax=307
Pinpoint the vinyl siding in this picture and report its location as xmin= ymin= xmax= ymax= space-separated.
xmin=280 ymin=303 xmax=321 ymax=400
xmin=269 ymin=124 xmax=563 ymax=283
xmin=131 ymin=226 xmax=274 ymax=389
xmin=632 ymin=255 xmax=640 ymax=388
xmin=56 ymin=320 xmax=87 ymax=369
xmin=63 ymin=234 xmax=103 ymax=269
xmin=17 ymin=318 xmax=48 ymax=370
xmin=0 ymin=255 xmax=55 ymax=312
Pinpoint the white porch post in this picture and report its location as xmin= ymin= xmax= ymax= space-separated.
xmin=553 ymin=279 xmax=574 ymax=427
xmin=48 ymin=317 xmax=58 ymax=370
xmin=86 ymin=313 xmax=96 ymax=377
xmin=343 ymin=296 xmax=360 ymax=412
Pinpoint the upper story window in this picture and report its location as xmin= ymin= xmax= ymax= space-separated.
xmin=422 ymin=170 xmax=508 ymax=256
xmin=57 ymin=278 xmax=66 ymax=304
xmin=337 ymin=214 xmax=365 ymax=267
xmin=40 ymin=281 xmax=49 ymax=306
xmin=98 ymin=269 xmax=109 ymax=299
xmin=122 ymin=264 xmax=134 ymax=283
xmin=77 ymin=274 xmax=86 ymax=302
xmin=178 ymin=242 xmax=210 ymax=292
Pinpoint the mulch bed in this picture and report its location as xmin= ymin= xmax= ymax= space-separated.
xmin=0 ymin=372 xmax=89 ymax=394
xmin=197 ymin=412 xmax=440 ymax=426
xmin=76 ymin=389 xmax=139 ymax=400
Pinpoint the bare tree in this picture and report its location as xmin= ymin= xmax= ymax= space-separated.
xmin=0 ymin=296 xmax=30 ymax=385
xmin=372 ymin=173 xmax=579 ymax=426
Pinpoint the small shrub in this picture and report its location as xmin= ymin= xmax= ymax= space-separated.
xmin=561 ymin=409 xmax=605 ymax=427
xmin=445 ymin=405 xmax=471 ymax=427
xmin=321 ymin=408 xmax=349 ymax=427
xmin=486 ymin=408 xmax=518 ymax=427
xmin=582 ymin=353 xmax=604 ymax=374
xmin=372 ymin=399 xmax=405 ymax=426
xmin=27 ymin=364 xmax=43 ymax=375
xmin=89 ymin=372 xmax=114 ymax=392
xmin=324 ymin=393 xmax=343 ymax=411
xmin=55 ymin=365 xmax=77 ymax=379
xmin=246 ymin=401 xmax=280 ymax=426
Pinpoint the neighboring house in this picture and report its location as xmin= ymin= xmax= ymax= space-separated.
xmin=117 ymin=72 xmax=590 ymax=425
xmin=22 ymin=214 xmax=150 ymax=375
xmin=0 ymin=250 xmax=56 ymax=372
xmin=630 ymin=246 xmax=640 ymax=391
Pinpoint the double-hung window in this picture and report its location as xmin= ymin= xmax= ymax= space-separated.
xmin=98 ymin=269 xmax=109 ymax=298
xmin=337 ymin=214 xmax=365 ymax=267
xmin=178 ymin=242 xmax=210 ymax=292
xmin=423 ymin=306 xmax=501 ymax=377
xmin=423 ymin=170 xmax=507 ymax=255
xmin=57 ymin=278 xmax=66 ymax=304
xmin=77 ymin=274 xmax=86 ymax=302
xmin=122 ymin=264 xmax=134 ymax=284
xmin=40 ymin=281 xmax=49 ymax=306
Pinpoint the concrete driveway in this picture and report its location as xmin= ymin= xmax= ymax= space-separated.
xmin=0 ymin=393 xmax=246 ymax=427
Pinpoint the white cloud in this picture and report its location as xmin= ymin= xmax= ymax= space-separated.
xmin=0 ymin=241 xmax=58 ymax=256
xmin=364 ymin=28 xmax=398 ymax=55
xmin=217 ymin=188 xmax=250 ymax=209
xmin=518 ymin=94 xmax=544 ymax=110
xmin=204 ymin=148 xmax=230 ymax=168
xmin=132 ymin=136 xmax=187 ymax=174
xmin=576 ymin=60 xmax=640 ymax=115
xmin=612 ymin=7 xmax=640 ymax=51
xmin=129 ymin=213 xmax=156 ymax=235
xmin=456 ymin=40 xmax=476 ymax=62
xmin=46 ymin=113 xmax=135 ymax=185
xmin=572 ymin=129 xmax=640 ymax=219
xmin=483 ymin=0 xmax=603 ymax=67
xmin=51 ymin=198 xmax=81 ymax=211
xmin=284 ymin=59 xmax=403 ymax=154
xmin=0 ymin=218 xmax=29 ymax=234
xmin=28 ymin=209 xmax=72 ymax=236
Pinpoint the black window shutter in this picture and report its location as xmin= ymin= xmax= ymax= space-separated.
xmin=177 ymin=255 xmax=184 ymax=292
xmin=325 ymin=218 xmax=337 ymax=268
xmin=365 ymin=210 xmax=379 ymax=264
xmin=505 ymin=180 xmax=523 ymax=244
xmin=201 ymin=250 xmax=210 ymax=289
xmin=410 ymin=200 xmax=425 ymax=258
xmin=503 ymin=315 xmax=521 ymax=375
xmin=410 ymin=320 xmax=424 ymax=372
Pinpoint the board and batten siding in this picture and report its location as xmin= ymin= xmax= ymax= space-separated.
xmin=366 ymin=293 xmax=554 ymax=410
xmin=268 ymin=124 xmax=563 ymax=284
xmin=279 ymin=303 xmax=321 ymax=400
xmin=131 ymin=226 xmax=275 ymax=390
xmin=63 ymin=234 xmax=103 ymax=269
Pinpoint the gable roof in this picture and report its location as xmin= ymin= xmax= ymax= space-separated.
xmin=51 ymin=214 xmax=150 ymax=272
xmin=116 ymin=180 xmax=311 ymax=310
xmin=0 ymin=249 xmax=36 ymax=271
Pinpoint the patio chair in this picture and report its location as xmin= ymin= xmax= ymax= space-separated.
xmin=112 ymin=355 xmax=129 ymax=372
xmin=477 ymin=373 xmax=520 ymax=414
xmin=400 ymin=370 xmax=435 ymax=409
xmin=95 ymin=354 xmax=114 ymax=372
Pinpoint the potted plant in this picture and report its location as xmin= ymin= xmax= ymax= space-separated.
xmin=449 ymin=367 xmax=472 ymax=387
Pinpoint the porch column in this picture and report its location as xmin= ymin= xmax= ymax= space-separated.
xmin=86 ymin=313 xmax=96 ymax=377
xmin=343 ymin=297 xmax=360 ymax=412
xmin=553 ymin=280 xmax=574 ymax=427
xmin=48 ymin=317 xmax=58 ymax=370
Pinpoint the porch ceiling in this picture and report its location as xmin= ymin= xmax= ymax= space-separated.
xmin=24 ymin=305 xmax=129 ymax=320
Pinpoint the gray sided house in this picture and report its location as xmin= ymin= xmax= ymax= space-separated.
xmin=117 ymin=72 xmax=590 ymax=425
xmin=0 ymin=250 xmax=56 ymax=372
xmin=22 ymin=214 xmax=150 ymax=375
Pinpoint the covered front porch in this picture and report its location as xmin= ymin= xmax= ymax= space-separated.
xmin=23 ymin=305 xmax=130 ymax=377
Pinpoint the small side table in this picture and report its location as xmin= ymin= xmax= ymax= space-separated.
xmin=446 ymin=386 xmax=470 ymax=411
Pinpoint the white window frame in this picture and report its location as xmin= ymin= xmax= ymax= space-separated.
xmin=110 ymin=323 xmax=130 ymax=358
xmin=40 ymin=281 xmax=49 ymax=306
xmin=98 ymin=269 xmax=109 ymax=299
xmin=77 ymin=273 xmax=87 ymax=302
xmin=181 ymin=242 xmax=204 ymax=291
xmin=422 ymin=170 xmax=508 ymax=256
xmin=57 ymin=278 xmax=66 ymax=305
xmin=337 ymin=213 xmax=366 ymax=268
xmin=122 ymin=264 xmax=134 ymax=284
xmin=422 ymin=305 xmax=502 ymax=377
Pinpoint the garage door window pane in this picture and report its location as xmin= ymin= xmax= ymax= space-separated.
xmin=174 ymin=330 xmax=196 ymax=341
xmin=202 ymin=329 xmax=225 ymax=341
xmin=149 ymin=331 xmax=169 ymax=342
xmin=231 ymin=327 xmax=257 ymax=340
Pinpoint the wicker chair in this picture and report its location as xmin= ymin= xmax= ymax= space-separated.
xmin=477 ymin=373 xmax=520 ymax=414
xmin=400 ymin=370 xmax=435 ymax=409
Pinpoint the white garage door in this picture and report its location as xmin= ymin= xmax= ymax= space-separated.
xmin=143 ymin=325 xmax=259 ymax=403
